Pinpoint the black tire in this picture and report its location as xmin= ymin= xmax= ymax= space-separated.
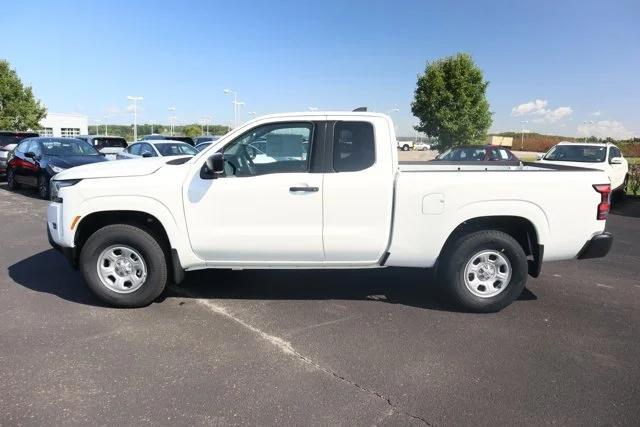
xmin=402 ymin=144 xmax=410 ymax=151
xmin=440 ymin=230 xmax=528 ymax=313
xmin=80 ymin=224 xmax=168 ymax=308
xmin=38 ymin=173 xmax=50 ymax=199
xmin=6 ymin=168 xmax=20 ymax=190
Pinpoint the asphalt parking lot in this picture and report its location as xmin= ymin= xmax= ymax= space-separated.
xmin=1 ymin=183 xmax=639 ymax=426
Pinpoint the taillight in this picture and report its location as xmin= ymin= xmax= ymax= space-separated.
xmin=593 ymin=184 xmax=611 ymax=220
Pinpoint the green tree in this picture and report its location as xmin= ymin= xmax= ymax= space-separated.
xmin=183 ymin=124 xmax=202 ymax=138
xmin=411 ymin=53 xmax=492 ymax=149
xmin=0 ymin=60 xmax=47 ymax=130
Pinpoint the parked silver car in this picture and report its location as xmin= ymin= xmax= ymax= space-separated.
xmin=116 ymin=140 xmax=198 ymax=160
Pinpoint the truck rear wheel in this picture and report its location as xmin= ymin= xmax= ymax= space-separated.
xmin=441 ymin=230 xmax=528 ymax=312
xmin=80 ymin=224 xmax=168 ymax=308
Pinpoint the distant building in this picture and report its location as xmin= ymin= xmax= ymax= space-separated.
xmin=487 ymin=135 xmax=513 ymax=147
xmin=39 ymin=112 xmax=88 ymax=137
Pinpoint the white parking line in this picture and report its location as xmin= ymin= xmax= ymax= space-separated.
xmin=553 ymin=274 xmax=562 ymax=278
xmin=596 ymin=283 xmax=614 ymax=289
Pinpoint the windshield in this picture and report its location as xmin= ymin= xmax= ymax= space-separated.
xmin=195 ymin=142 xmax=212 ymax=152
xmin=155 ymin=142 xmax=198 ymax=156
xmin=543 ymin=145 xmax=606 ymax=162
xmin=438 ymin=147 xmax=486 ymax=161
xmin=42 ymin=139 xmax=100 ymax=156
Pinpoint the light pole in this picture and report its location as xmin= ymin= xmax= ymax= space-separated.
xmin=583 ymin=120 xmax=594 ymax=142
xmin=95 ymin=119 xmax=101 ymax=135
xmin=168 ymin=107 xmax=176 ymax=135
xmin=236 ymin=101 xmax=245 ymax=125
xmin=103 ymin=115 xmax=109 ymax=135
xmin=224 ymin=89 xmax=239 ymax=128
xmin=127 ymin=96 xmax=143 ymax=141
xmin=520 ymin=120 xmax=528 ymax=150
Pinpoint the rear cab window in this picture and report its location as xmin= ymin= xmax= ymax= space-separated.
xmin=333 ymin=122 xmax=375 ymax=172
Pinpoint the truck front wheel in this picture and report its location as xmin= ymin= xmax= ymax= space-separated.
xmin=80 ymin=224 xmax=168 ymax=308
xmin=441 ymin=230 xmax=528 ymax=313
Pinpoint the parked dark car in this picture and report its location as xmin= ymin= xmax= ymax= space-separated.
xmin=0 ymin=131 xmax=39 ymax=177
xmin=139 ymin=134 xmax=195 ymax=146
xmin=76 ymin=135 xmax=128 ymax=160
xmin=193 ymin=135 xmax=221 ymax=145
xmin=433 ymin=145 xmax=521 ymax=165
xmin=6 ymin=137 xmax=107 ymax=199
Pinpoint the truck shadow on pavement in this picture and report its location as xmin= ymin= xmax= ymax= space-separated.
xmin=8 ymin=249 xmax=107 ymax=307
xmin=10 ymin=249 xmax=537 ymax=311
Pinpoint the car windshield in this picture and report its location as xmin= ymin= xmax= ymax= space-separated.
xmin=42 ymin=139 xmax=100 ymax=156
xmin=438 ymin=147 xmax=486 ymax=161
xmin=154 ymin=142 xmax=197 ymax=156
xmin=543 ymin=145 xmax=606 ymax=162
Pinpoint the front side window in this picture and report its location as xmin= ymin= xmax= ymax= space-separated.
xmin=128 ymin=144 xmax=142 ymax=155
xmin=333 ymin=121 xmax=375 ymax=172
xmin=220 ymin=122 xmax=312 ymax=177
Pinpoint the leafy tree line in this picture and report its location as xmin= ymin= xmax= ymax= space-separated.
xmin=89 ymin=123 xmax=230 ymax=142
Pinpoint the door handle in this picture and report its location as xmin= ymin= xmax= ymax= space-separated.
xmin=289 ymin=186 xmax=319 ymax=192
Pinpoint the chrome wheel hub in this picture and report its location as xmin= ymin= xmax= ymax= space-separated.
xmin=463 ymin=250 xmax=512 ymax=298
xmin=96 ymin=245 xmax=147 ymax=293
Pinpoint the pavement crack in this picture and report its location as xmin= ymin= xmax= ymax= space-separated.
xmin=170 ymin=286 xmax=431 ymax=425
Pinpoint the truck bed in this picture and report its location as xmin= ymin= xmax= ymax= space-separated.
xmin=398 ymin=161 xmax=598 ymax=172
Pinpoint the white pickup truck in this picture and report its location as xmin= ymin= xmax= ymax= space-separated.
xmin=47 ymin=112 xmax=614 ymax=312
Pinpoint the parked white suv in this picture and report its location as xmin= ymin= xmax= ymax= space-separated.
xmin=397 ymin=140 xmax=414 ymax=151
xmin=47 ymin=112 xmax=613 ymax=312
xmin=537 ymin=142 xmax=629 ymax=199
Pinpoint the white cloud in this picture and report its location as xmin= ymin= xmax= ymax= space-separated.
xmin=546 ymin=106 xmax=573 ymax=123
xmin=577 ymin=120 xmax=635 ymax=139
xmin=511 ymin=99 xmax=573 ymax=123
xmin=590 ymin=111 xmax=602 ymax=117
xmin=511 ymin=99 xmax=548 ymax=116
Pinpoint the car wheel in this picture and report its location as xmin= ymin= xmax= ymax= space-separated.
xmin=402 ymin=144 xmax=410 ymax=151
xmin=6 ymin=168 xmax=20 ymax=190
xmin=80 ymin=224 xmax=168 ymax=308
xmin=38 ymin=173 xmax=50 ymax=199
xmin=441 ymin=230 xmax=528 ymax=313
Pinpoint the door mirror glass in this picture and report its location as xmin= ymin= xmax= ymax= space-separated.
xmin=610 ymin=156 xmax=623 ymax=165
xmin=206 ymin=152 xmax=225 ymax=175
xmin=142 ymin=152 xmax=153 ymax=158
xmin=25 ymin=151 xmax=36 ymax=159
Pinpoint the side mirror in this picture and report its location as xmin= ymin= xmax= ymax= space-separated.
xmin=610 ymin=157 xmax=623 ymax=165
xmin=206 ymin=152 xmax=225 ymax=176
xmin=25 ymin=151 xmax=36 ymax=159
xmin=536 ymin=154 xmax=543 ymax=160
xmin=142 ymin=152 xmax=152 ymax=158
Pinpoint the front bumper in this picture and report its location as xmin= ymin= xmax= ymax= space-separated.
xmin=47 ymin=223 xmax=77 ymax=268
xmin=577 ymin=232 xmax=614 ymax=260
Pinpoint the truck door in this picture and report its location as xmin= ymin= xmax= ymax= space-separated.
xmin=322 ymin=118 xmax=395 ymax=263
xmin=184 ymin=121 xmax=325 ymax=263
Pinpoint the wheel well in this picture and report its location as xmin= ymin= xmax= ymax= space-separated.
xmin=438 ymin=216 xmax=543 ymax=277
xmin=74 ymin=211 xmax=171 ymax=257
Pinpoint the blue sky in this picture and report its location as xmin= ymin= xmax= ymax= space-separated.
xmin=2 ymin=0 xmax=638 ymax=138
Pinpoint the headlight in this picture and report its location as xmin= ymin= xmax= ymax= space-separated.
xmin=50 ymin=179 xmax=81 ymax=203
xmin=50 ymin=165 xmax=66 ymax=174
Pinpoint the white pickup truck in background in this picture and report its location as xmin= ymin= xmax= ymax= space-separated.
xmin=47 ymin=112 xmax=614 ymax=312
